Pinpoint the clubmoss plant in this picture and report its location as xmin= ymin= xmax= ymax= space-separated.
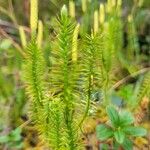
xmin=79 ymin=33 xmax=103 ymax=125
xmin=137 ymin=72 xmax=150 ymax=104
xmin=23 ymin=2 xmax=85 ymax=149
xmin=22 ymin=0 xmax=149 ymax=149
xmin=127 ymin=15 xmax=140 ymax=63
xmin=49 ymin=5 xmax=81 ymax=149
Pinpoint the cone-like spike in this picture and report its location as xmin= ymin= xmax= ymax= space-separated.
xmin=69 ymin=0 xmax=75 ymax=18
xmin=61 ymin=5 xmax=68 ymax=17
xmin=37 ymin=20 xmax=43 ymax=49
xmin=82 ymin=0 xmax=87 ymax=12
xmin=72 ymin=23 xmax=80 ymax=62
xmin=99 ymin=3 xmax=105 ymax=25
xmin=19 ymin=26 xmax=27 ymax=48
xmin=94 ymin=10 xmax=99 ymax=35
xmin=30 ymin=0 xmax=38 ymax=35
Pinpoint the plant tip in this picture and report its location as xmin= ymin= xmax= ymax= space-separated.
xmin=61 ymin=5 xmax=68 ymax=17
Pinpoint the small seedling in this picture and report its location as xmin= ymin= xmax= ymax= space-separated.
xmin=96 ymin=106 xmax=147 ymax=150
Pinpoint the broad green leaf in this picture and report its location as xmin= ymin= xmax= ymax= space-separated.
xmin=9 ymin=141 xmax=24 ymax=149
xmin=106 ymin=106 xmax=119 ymax=127
xmin=117 ymin=84 xmax=133 ymax=103
xmin=119 ymin=111 xmax=134 ymax=126
xmin=96 ymin=124 xmax=113 ymax=141
xmin=113 ymin=141 xmax=120 ymax=149
xmin=123 ymin=126 xmax=147 ymax=137
xmin=0 ymin=135 xmax=9 ymax=143
xmin=9 ymin=128 xmax=22 ymax=141
xmin=114 ymin=130 xmax=125 ymax=144
xmin=122 ymin=138 xmax=133 ymax=150
xmin=100 ymin=143 xmax=109 ymax=150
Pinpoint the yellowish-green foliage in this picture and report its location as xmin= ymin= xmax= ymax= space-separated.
xmin=22 ymin=0 xmax=150 ymax=149
xmin=138 ymin=72 xmax=150 ymax=103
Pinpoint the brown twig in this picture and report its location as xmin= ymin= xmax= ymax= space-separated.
xmin=110 ymin=67 xmax=150 ymax=90
xmin=0 ymin=28 xmax=26 ymax=58
xmin=8 ymin=0 xmax=18 ymax=26
xmin=18 ymin=119 xmax=31 ymax=129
